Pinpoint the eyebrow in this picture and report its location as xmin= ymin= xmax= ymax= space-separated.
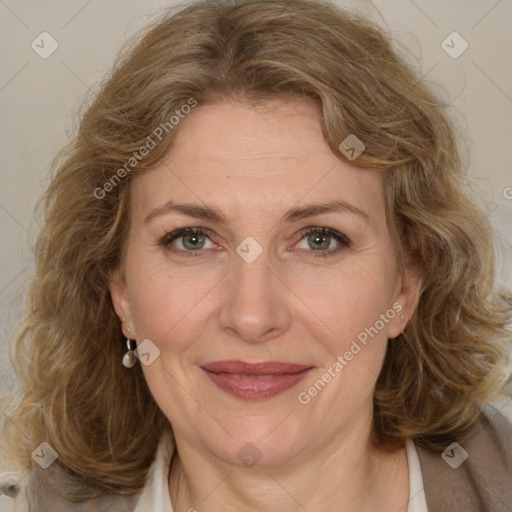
xmin=144 ymin=199 xmax=370 ymax=226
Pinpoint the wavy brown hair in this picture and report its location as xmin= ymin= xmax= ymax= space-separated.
xmin=1 ymin=0 xmax=511 ymax=501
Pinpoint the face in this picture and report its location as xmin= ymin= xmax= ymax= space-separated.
xmin=109 ymin=98 xmax=420 ymax=467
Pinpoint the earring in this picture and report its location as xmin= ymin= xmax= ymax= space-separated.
xmin=122 ymin=338 xmax=137 ymax=368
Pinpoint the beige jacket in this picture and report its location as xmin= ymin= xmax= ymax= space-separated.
xmin=1 ymin=402 xmax=511 ymax=511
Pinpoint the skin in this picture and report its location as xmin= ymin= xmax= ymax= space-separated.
xmin=109 ymin=98 xmax=422 ymax=512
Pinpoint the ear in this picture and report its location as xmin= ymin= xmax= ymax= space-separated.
xmin=108 ymin=267 xmax=137 ymax=339
xmin=387 ymin=262 xmax=422 ymax=339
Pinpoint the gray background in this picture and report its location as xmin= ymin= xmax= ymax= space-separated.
xmin=1 ymin=0 xmax=511 ymax=395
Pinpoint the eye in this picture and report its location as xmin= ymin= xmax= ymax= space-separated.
xmin=294 ymin=227 xmax=351 ymax=258
xmin=159 ymin=226 xmax=351 ymax=259
xmin=160 ymin=227 xmax=215 ymax=257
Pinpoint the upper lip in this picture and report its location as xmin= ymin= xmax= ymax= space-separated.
xmin=201 ymin=360 xmax=312 ymax=375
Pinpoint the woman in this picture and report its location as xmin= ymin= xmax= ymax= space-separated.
xmin=1 ymin=0 xmax=511 ymax=510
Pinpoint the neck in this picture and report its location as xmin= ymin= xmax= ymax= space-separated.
xmin=168 ymin=409 xmax=410 ymax=512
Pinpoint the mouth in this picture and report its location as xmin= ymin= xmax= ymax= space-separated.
xmin=200 ymin=360 xmax=313 ymax=400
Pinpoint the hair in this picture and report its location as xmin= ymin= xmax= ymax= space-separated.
xmin=1 ymin=0 xmax=511 ymax=502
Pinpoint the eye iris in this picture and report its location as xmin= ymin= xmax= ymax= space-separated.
xmin=183 ymin=232 xmax=206 ymax=250
xmin=308 ymin=232 xmax=330 ymax=250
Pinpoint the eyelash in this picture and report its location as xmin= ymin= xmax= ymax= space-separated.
xmin=159 ymin=226 xmax=351 ymax=259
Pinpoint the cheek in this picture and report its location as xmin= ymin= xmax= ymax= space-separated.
xmin=128 ymin=262 xmax=214 ymax=348
xmin=296 ymin=264 xmax=395 ymax=419
xmin=126 ymin=261 xmax=214 ymax=419
xmin=306 ymin=259 xmax=396 ymax=348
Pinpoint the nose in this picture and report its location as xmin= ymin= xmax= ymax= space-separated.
xmin=217 ymin=246 xmax=291 ymax=344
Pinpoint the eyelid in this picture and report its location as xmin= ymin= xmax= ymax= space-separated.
xmin=159 ymin=227 xmax=216 ymax=255
xmin=296 ymin=226 xmax=350 ymax=246
xmin=159 ymin=225 xmax=351 ymax=258
xmin=292 ymin=226 xmax=351 ymax=258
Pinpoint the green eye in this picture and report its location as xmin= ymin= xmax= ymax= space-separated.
xmin=160 ymin=226 xmax=350 ymax=259
xmin=181 ymin=231 xmax=207 ymax=250
xmin=296 ymin=227 xmax=351 ymax=257
xmin=161 ymin=227 xmax=213 ymax=257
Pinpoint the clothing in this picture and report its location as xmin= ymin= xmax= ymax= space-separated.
xmin=1 ymin=396 xmax=511 ymax=511
xmin=405 ymin=438 xmax=429 ymax=512
xmin=417 ymin=398 xmax=512 ymax=511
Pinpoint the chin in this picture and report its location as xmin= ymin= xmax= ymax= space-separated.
xmin=205 ymin=418 xmax=308 ymax=468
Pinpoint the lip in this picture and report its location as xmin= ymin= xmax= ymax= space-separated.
xmin=200 ymin=360 xmax=313 ymax=400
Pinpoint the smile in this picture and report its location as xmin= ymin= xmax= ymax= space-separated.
xmin=200 ymin=360 xmax=313 ymax=399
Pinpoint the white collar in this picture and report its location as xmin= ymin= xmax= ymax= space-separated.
xmin=405 ymin=438 xmax=429 ymax=512
xmin=134 ymin=429 xmax=175 ymax=512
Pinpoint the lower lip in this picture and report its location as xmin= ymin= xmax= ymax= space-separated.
xmin=202 ymin=368 xmax=312 ymax=399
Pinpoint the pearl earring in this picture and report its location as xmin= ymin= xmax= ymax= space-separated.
xmin=121 ymin=325 xmax=137 ymax=368
xmin=122 ymin=338 xmax=137 ymax=368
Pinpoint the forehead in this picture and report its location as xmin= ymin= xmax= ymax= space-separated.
xmin=130 ymin=99 xmax=384 ymax=224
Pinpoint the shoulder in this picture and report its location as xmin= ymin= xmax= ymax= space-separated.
xmin=0 ymin=454 xmax=142 ymax=512
xmin=486 ymin=390 xmax=512 ymax=425
xmin=414 ymin=393 xmax=512 ymax=512
xmin=0 ymin=429 xmax=174 ymax=512
xmin=0 ymin=462 xmax=141 ymax=512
